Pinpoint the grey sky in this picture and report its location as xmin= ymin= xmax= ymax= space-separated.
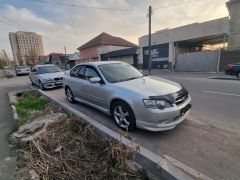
xmin=0 ymin=0 xmax=228 ymax=58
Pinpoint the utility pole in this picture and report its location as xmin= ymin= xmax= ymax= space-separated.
xmin=64 ymin=46 xmax=67 ymax=69
xmin=64 ymin=46 xmax=66 ymax=56
xmin=148 ymin=6 xmax=152 ymax=75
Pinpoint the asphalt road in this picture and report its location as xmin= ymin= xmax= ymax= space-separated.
xmin=1 ymin=74 xmax=240 ymax=180
xmin=43 ymin=72 xmax=240 ymax=180
xmin=0 ymin=76 xmax=30 ymax=179
xmin=152 ymin=71 xmax=240 ymax=133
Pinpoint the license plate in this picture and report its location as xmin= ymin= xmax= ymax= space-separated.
xmin=181 ymin=103 xmax=191 ymax=115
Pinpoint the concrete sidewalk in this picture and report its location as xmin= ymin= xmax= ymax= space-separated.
xmin=207 ymin=72 xmax=239 ymax=80
xmin=143 ymin=69 xmax=240 ymax=80
xmin=0 ymin=76 xmax=30 ymax=179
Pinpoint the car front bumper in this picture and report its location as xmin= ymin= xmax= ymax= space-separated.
xmin=16 ymin=71 xmax=30 ymax=75
xmin=134 ymin=96 xmax=191 ymax=132
xmin=42 ymin=81 xmax=63 ymax=89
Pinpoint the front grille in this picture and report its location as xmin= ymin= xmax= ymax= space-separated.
xmin=175 ymin=88 xmax=188 ymax=106
xmin=54 ymin=77 xmax=62 ymax=81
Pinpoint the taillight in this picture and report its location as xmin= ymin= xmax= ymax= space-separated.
xmin=226 ymin=64 xmax=232 ymax=70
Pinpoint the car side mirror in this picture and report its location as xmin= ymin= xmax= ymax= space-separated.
xmin=89 ymin=77 xmax=101 ymax=83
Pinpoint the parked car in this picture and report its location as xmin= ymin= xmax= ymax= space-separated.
xmin=225 ymin=63 xmax=240 ymax=78
xmin=29 ymin=64 xmax=64 ymax=90
xmin=63 ymin=61 xmax=191 ymax=132
xmin=15 ymin=65 xmax=31 ymax=76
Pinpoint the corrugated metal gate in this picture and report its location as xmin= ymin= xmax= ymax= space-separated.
xmin=175 ymin=51 xmax=219 ymax=72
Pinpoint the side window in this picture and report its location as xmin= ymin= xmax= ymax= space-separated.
xmin=85 ymin=67 xmax=99 ymax=80
xmin=70 ymin=66 xmax=82 ymax=77
xmin=78 ymin=66 xmax=85 ymax=79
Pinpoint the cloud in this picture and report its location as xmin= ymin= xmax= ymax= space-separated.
xmin=4 ymin=5 xmax=54 ymax=27
xmin=0 ymin=0 xmax=229 ymax=59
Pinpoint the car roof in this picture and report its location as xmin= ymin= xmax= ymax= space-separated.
xmin=79 ymin=61 xmax=126 ymax=67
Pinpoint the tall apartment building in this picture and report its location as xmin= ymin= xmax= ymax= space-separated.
xmin=9 ymin=31 xmax=44 ymax=65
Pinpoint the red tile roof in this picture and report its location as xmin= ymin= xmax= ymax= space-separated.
xmin=77 ymin=32 xmax=138 ymax=50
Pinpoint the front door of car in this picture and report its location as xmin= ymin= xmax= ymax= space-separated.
xmin=31 ymin=67 xmax=38 ymax=84
xmin=68 ymin=65 xmax=85 ymax=99
xmin=82 ymin=66 xmax=106 ymax=108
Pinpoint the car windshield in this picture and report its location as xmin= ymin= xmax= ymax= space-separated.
xmin=17 ymin=65 xmax=28 ymax=69
xmin=38 ymin=66 xmax=62 ymax=74
xmin=98 ymin=63 xmax=143 ymax=83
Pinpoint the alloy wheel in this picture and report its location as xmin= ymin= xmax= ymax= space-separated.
xmin=113 ymin=105 xmax=130 ymax=129
xmin=66 ymin=88 xmax=74 ymax=102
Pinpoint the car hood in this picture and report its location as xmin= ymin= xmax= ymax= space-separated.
xmin=38 ymin=71 xmax=64 ymax=79
xmin=114 ymin=76 xmax=182 ymax=97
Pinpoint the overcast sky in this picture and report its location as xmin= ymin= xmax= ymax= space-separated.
xmin=0 ymin=0 xmax=229 ymax=59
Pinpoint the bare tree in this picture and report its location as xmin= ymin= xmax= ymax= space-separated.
xmin=0 ymin=49 xmax=11 ymax=69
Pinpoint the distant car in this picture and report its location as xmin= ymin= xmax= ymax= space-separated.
xmin=15 ymin=65 xmax=31 ymax=76
xmin=29 ymin=64 xmax=64 ymax=90
xmin=225 ymin=63 xmax=240 ymax=78
xmin=63 ymin=61 xmax=191 ymax=132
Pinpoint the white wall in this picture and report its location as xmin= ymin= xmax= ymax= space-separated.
xmin=139 ymin=17 xmax=230 ymax=48
xmin=109 ymin=56 xmax=133 ymax=65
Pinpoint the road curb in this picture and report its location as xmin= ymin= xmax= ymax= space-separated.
xmin=208 ymin=76 xmax=239 ymax=81
xmin=9 ymin=91 xmax=18 ymax=121
xmin=38 ymin=89 xmax=200 ymax=180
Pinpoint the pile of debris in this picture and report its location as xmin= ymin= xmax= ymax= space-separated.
xmin=15 ymin=111 xmax=148 ymax=180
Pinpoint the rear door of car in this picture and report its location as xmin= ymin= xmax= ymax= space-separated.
xmin=81 ymin=65 xmax=107 ymax=108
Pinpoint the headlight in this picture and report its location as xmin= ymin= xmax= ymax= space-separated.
xmin=42 ymin=79 xmax=47 ymax=83
xmin=47 ymin=78 xmax=54 ymax=82
xmin=143 ymin=99 xmax=171 ymax=110
xmin=42 ymin=78 xmax=53 ymax=83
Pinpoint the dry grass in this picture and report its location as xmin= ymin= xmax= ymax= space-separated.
xmin=17 ymin=115 xmax=149 ymax=180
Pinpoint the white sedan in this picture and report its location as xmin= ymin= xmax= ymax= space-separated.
xmin=29 ymin=64 xmax=64 ymax=90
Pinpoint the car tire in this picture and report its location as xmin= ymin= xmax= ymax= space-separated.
xmin=29 ymin=78 xmax=34 ymax=85
xmin=65 ymin=87 xmax=75 ymax=103
xmin=111 ymin=101 xmax=136 ymax=131
xmin=39 ymin=81 xmax=44 ymax=90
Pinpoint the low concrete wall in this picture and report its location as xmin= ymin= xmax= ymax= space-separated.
xmin=38 ymin=89 xmax=196 ymax=180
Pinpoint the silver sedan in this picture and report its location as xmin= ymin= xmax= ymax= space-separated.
xmin=63 ymin=61 xmax=191 ymax=131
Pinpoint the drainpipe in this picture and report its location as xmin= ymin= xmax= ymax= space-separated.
xmin=217 ymin=48 xmax=221 ymax=73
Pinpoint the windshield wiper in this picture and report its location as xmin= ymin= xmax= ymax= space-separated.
xmin=124 ymin=77 xmax=141 ymax=81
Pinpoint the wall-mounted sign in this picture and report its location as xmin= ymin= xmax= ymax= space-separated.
xmin=143 ymin=43 xmax=169 ymax=69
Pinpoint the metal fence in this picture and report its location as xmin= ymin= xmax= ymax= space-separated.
xmin=175 ymin=51 xmax=219 ymax=72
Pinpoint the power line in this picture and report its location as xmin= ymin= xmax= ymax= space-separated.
xmin=0 ymin=19 xmax=20 ymax=29
xmin=0 ymin=14 xmax=26 ymax=29
xmin=154 ymin=0 xmax=198 ymax=10
xmin=32 ymin=0 xmax=132 ymax=11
